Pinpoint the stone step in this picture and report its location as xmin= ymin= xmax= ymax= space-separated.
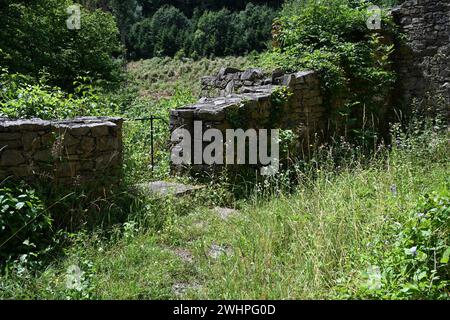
xmin=137 ymin=181 xmax=205 ymax=197
xmin=213 ymin=207 xmax=239 ymax=221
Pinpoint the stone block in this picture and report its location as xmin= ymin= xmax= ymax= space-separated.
xmin=91 ymin=124 xmax=111 ymax=137
xmin=1 ymin=150 xmax=25 ymax=166
xmin=81 ymin=137 xmax=96 ymax=153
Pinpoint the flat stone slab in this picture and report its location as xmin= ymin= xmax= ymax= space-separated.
xmin=170 ymin=248 xmax=194 ymax=263
xmin=208 ymin=244 xmax=233 ymax=259
xmin=139 ymin=181 xmax=205 ymax=197
xmin=214 ymin=207 xmax=239 ymax=220
xmin=172 ymin=282 xmax=202 ymax=297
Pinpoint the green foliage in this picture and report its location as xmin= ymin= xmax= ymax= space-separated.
xmin=2 ymin=116 xmax=447 ymax=299
xmin=131 ymin=5 xmax=191 ymax=57
xmin=347 ymin=190 xmax=450 ymax=299
xmin=269 ymin=86 xmax=293 ymax=126
xmin=260 ymin=0 xmax=397 ymax=136
xmin=137 ymin=0 xmax=282 ymax=17
xmin=0 ymin=68 xmax=113 ymax=119
xmin=0 ymin=0 xmax=123 ymax=89
xmin=130 ymin=3 xmax=276 ymax=59
xmin=0 ymin=186 xmax=51 ymax=263
xmin=121 ymin=88 xmax=196 ymax=183
xmin=124 ymin=55 xmax=256 ymax=99
xmin=232 ymin=3 xmax=278 ymax=53
xmin=191 ymin=8 xmax=235 ymax=57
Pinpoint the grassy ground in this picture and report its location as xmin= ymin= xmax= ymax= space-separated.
xmin=1 ymin=124 xmax=448 ymax=299
xmin=126 ymin=55 xmax=258 ymax=100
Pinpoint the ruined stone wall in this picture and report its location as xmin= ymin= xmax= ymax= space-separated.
xmin=0 ymin=117 xmax=123 ymax=185
xmin=393 ymin=0 xmax=450 ymax=112
xmin=170 ymin=68 xmax=325 ymax=173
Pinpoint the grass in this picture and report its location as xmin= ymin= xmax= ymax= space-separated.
xmin=107 ymin=55 xmax=260 ymax=183
xmin=126 ymin=55 xmax=259 ymax=100
xmin=1 ymin=124 xmax=448 ymax=299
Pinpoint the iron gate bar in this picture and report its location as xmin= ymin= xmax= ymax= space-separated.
xmin=125 ymin=115 xmax=169 ymax=172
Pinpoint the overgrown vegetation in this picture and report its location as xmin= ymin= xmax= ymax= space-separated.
xmin=0 ymin=0 xmax=448 ymax=301
xmin=260 ymin=0 xmax=398 ymax=139
xmin=0 ymin=0 xmax=123 ymax=89
xmin=0 ymin=67 xmax=113 ymax=119
xmin=1 ymin=115 xmax=447 ymax=299
xmin=76 ymin=1 xmax=281 ymax=59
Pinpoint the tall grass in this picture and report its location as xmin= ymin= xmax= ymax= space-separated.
xmin=1 ymin=117 xmax=447 ymax=299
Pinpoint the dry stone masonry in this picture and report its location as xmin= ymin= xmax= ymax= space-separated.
xmin=170 ymin=68 xmax=325 ymax=173
xmin=393 ymin=0 xmax=450 ymax=112
xmin=1 ymin=0 xmax=449 ymax=183
xmin=171 ymin=0 xmax=450 ymax=174
xmin=0 ymin=117 xmax=123 ymax=185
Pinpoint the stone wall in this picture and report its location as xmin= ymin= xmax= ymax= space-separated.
xmin=393 ymin=0 xmax=450 ymax=113
xmin=170 ymin=68 xmax=325 ymax=173
xmin=0 ymin=117 xmax=123 ymax=185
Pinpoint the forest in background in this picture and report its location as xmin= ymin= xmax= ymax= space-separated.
xmin=76 ymin=0 xmax=282 ymax=59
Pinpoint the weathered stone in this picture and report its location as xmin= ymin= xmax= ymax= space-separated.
xmin=69 ymin=125 xmax=91 ymax=136
xmin=0 ymin=117 xmax=123 ymax=184
xmin=0 ymin=140 xmax=22 ymax=149
xmin=80 ymin=161 xmax=95 ymax=171
xmin=59 ymin=133 xmax=79 ymax=147
xmin=240 ymin=68 xmax=264 ymax=81
xmin=81 ymin=136 xmax=95 ymax=153
xmin=91 ymin=124 xmax=110 ymax=137
xmin=214 ymin=207 xmax=239 ymax=220
xmin=217 ymin=67 xmax=242 ymax=78
xmin=393 ymin=0 xmax=450 ymax=110
xmin=1 ymin=150 xmax=25 ymax=166
xmin=95 ymin=151 xmax=121 ymax=170
xmin=170 ymin=67 xmax=325 ymax=173
xmin=272 ymin=68 xmax=284 ymax=80
xmin=33 ymin=150 xmax=53 ymax=162
xmin=22 ymin=132 xmax=40 ymax=151
xmin=97 ymin=137 xmax=118 ymax=152
xmin=208 ymin=244 xmax=233 ymax=259
xmin=0 ymin=119 xmax=51 ymax=131
xmin=139 ymin=181 xmax=205 ymax=197
xmin=55 ymin=162 xmax=81 ymax=177
xmin=0 ymin=133 xmax=21 ymax=140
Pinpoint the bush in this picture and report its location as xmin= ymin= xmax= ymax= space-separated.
xmin=130 ymin=6 xmax=192 ymax=58
xmin=0 ymin=68 xmax=114 ymax=119
xmin=0 ymin=186 xmax=52 ymax=263
xmin=0 ymin=0 xmax=123 ymax=89
xmin=259 ymin=0 xmax=397 ymax=138
xmin=346 ymin=190 xmax=450 ymax=299
xmin=191 ymin=8 xmax=235 ymax=57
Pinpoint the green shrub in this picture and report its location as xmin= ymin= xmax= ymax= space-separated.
xmin=0 ymin=68 xmax=114 ymax=119
xmin=131 ymin=5 xmax=192 ymax=58
xmin=0 ymin=186 xmax=52 ymax=263
xmin=0 ymin=0 xmax=123 ymax=89
xmin=342 ymin=189 xmax=450 ymax=299
xmin=260 ymin=0 xmax=397 ymax=138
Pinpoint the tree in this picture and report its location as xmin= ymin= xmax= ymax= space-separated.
xmin=191 ymin=9 xmax=236 ymax=57
xmin=130 ymin=5 xmax=191 ymax=57
xmin=232 ymin=3 xmax=276 ymax=53
xmin=109 ymin=0 xmax=142 ymax=48
xmin=0 ymin=0 xmax=123 ymax=89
